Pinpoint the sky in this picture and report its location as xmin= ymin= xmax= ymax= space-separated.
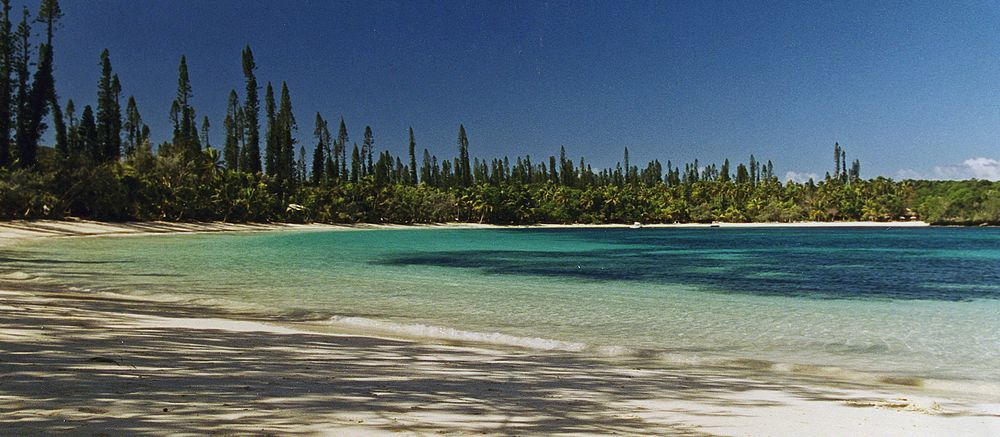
xmin=16 ymin=0 xmax=1000 ymax=180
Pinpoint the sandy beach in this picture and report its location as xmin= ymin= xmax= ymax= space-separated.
xmin=0 ymin=218 xmax=931 ymax=245
xmin=2 ymin=220 xmax=997 ymax=436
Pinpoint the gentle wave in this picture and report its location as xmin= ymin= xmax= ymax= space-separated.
xmin=326 ymin=315 xmax=588 ymax=352
xmin=18 ymin=264 xmax=1000 ymax=402
xmin=324 ymin=315 xmax=1000 ymax=400
xmin=1 ymin=271 xmax=36 ymax=280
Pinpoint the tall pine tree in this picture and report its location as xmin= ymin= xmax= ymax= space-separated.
xmin=200 ymin=116 xmax=210 ymax=149
xmin=336 ymin=118 xmax=348 ymax=180
xmin=36 ymin=0 xmax=64 ymax=155
xmin=457 ymin=124 xmax=471 ymax=187
xmin=223 ymin=89 xmax=240 ymax=169
xmin=64 ymin=98 xmax=76 ymax=155
xmin=122 ymin=95 xmax=144 ymax=157
xmin=23 ymin=41 xmax=55 ymax=164
xmin=36 ymin=0 xmax=60 ymax=47
xmin=320 ymin=118 xmax=332 ymax=184
xmin=79 ymin=105 xmax=97 ymax=159
xmin=0 ymin=0 xmax=11 ymax=167
xmin=263 ymin=82 xmax=277 ymax=175
xmin=408 ymin=127 xmax=417 ymax=184
xmin=276 ymin=82 xmax=296 ymax=182
xmin=833 ymin=142 xmax=841 ymax=180
xmin=362 ymin=125 xmax=374 ymax=176
xmin=171 ymin=55 xmax=198 ymax=157
xmin=95 ymin=49 xmax=121 ymax=162
xmin=12 ymin=8 xmax=32 ymax=166
xmin=296 ymin=145 xmax=306 ymax=183
xmin=311 ymin=112 xmax=325 ymax=184
xmin=421 ymin=149 xmax=431 ymax=185
xmin=240 ymin=46 xmax=261 ymax=173
xmin=350 ymin=143 xmax=361 ymax=183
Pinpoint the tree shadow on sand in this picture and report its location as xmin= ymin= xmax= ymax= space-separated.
xmin=0 ymin=284 xmax=992 ymax=436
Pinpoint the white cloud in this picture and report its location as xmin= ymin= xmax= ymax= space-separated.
xmin=965 ymin=158 xmax=1000 ymax=179
xmin=937 ymin=158 xmax=1000 ymax=180
xmin=896 ymin=168 xmax=923 ymax=180
xmin=785 ymin=171 xmax=818 ymax=184
xmin=899 ymin=157 xmax=1000 ymax=181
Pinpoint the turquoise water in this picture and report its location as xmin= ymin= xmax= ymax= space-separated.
xmin=5 ymin=227 xmax=1000 ymax=398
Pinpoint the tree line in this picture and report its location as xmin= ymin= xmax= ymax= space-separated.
xmin=0 ymin=0 xmax=998 ymax=225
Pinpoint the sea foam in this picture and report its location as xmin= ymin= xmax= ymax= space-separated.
xmin=326 ymin=315 xmax=588 ymax=352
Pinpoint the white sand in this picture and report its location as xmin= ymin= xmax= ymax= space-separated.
xmin=0 ymin=218 xmax=929 ymax=247
xmin=2 ymin=219 xmax=996 ymax=437
xmin=0 ymin=219 xmax=345 ymax=247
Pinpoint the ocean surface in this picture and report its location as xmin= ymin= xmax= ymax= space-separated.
xmin=6 ymin=227 xmax=1000 ymax=398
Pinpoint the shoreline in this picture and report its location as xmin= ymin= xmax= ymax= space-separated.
xmin=0 ymin=218 xmax=930 ymax=247
xmin=3 ymin=220 xmax=999 ymax=435
xmin=3 ymin=285 xmax=998 ymax=435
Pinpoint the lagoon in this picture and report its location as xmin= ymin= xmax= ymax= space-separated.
xmin=8 ymin=226 xmax=1000 ymax=400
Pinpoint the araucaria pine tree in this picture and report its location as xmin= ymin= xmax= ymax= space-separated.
xmin=240 ymin=45 xmax=261 ymax=173
xmin=834 ymin=142 xmax=841 ymax=180
xmin=122 ymin=95 xmax=146 ymax=157
xmin=420 ymin=148 xmax=432 ymax=184
xmin=408 ymin=127 xmax=417 ymax=185
xmin=457 ymin=124 xmax=471 ymax=187
xmin=171 ymin=55 xmax=199 ymax=157
xmin=362 ymin=125 xmax=374 ymax=177
xmin=23 ymin=37 xmax=55 ymax=164
xmin=322 ymin=120 xmax=333 ymax=182
xmin=223 ymin=89 xmax=241 ymax=169
xmin=350 ymin=143 xmax=361 ymax=183
xmin=35 ymin=0 xmax=64 ymax=155
xmin=12 ymin=8 xmax=33 ymax=167
xmin=64 ymin=98 xmax=77 ymax=154
xmin=95 ymin=49 xmax=122 ymax=162
xmin=336 ymin=118 xmax=348 ymax=180
xmin=79 ymin=104 xmax=97 ymax=159
xmin=296 ymin=145 xmax=306 ymax=183
xmin=264 ymin=82 xmax=277 ymax=175
xmin=276 ymin=81 xmax=296 ymax=183
xmin=322 ymin=127 xmax=333 ymax=183
xmin=200 ymin=116 xmax=210 ymax=149
xmin=311 ymin=112 xmax=325 ymax=184
xmin=0 ymin=0 xmax=12 ymax=167
xmin=36 ymin=0 xmax=60 ymax=47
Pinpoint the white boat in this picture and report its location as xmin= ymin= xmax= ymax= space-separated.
xmin=630 ymin=222 xmax=642 ymax=229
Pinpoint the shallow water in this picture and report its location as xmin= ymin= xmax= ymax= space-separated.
xmin=6 ymin=227 xmax=1000 ymax=398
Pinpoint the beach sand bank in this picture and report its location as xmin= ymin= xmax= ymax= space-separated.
xmin=0 ymin=218 xmax=929 ymax=246
xmin=2 ymin=219 xmax=996 ymax=436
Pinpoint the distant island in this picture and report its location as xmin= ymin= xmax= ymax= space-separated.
xmin=0 ymin=1 xmax=996 ymax=226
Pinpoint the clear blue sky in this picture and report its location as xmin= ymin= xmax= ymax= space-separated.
xmin=20 ymin=0 xmax=1000 ymax=179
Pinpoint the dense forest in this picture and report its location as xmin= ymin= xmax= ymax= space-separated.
xmin=0 ymin=1 xmax=997 ymax=225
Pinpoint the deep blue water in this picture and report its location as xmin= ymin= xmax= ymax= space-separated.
xmin=381 ymin=227 xmax=1000 ymax=301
